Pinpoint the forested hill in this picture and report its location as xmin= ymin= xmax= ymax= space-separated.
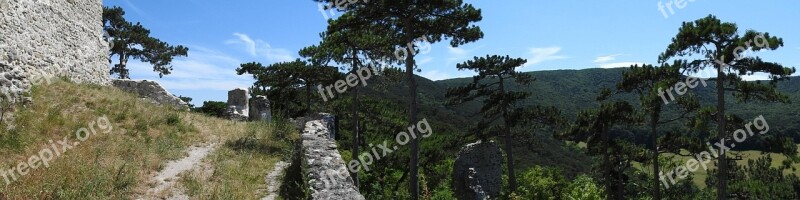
xmin=367 ymin=67 xmax=800 ymax=144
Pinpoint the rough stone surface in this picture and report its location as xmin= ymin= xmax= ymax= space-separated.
xmin=0 ymin=0 xmax=110 ymax=101
xmin=0 ymin=63 xmax=30 ymax=104
xmin=248 ymin=95 xmax=271 ymax=121
xmin=453 ymin=140 xmax=503 ymax=200
xmin=320 ymin=113 xmax=335 ymax=139
xmin=112 ymin=79 xmax=188 ymax=110
xmin=225 ymin=88 xmax=248 ymax=121
xmin=302 ymin=118 xmax=365 ymax=200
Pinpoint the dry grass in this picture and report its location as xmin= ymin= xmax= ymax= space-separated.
xmin=0 ymin=79 xmax=291 ymax=199
xmin=178 ymin=119 xmax=298 ymax=200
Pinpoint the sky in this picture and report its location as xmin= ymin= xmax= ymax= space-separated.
xmin=101 ymin=0 xmax=800 ymax=104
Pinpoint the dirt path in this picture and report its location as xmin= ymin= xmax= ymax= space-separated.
xmin=261 ymin=161 xmax=289 ymax=200
xmin=138 ymin=142 xmax=217 ymax=200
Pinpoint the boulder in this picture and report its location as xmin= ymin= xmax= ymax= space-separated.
xmin=248 ymin=95 xmax=271 ymax=121
xmin=453 ymin=140 xmax=503 ymax=200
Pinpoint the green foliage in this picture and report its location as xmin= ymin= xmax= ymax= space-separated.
xmin=658 ymin=14 xmax=796 ymax=199
xmin=177 ymin=95 xmax=194 ymax=108
xmin=102 ymin=6 xmax=188 ymax=79
xmin=445 ymin=55 xmax=564 ymax=192
xmin=314 ymin=1 xmax=486 ymax=198
xmin=515 ymin=166 xmax=565 ymax=199
xmin=196 ymin=101 xmax=227 ymax=118
xmin=562 ymin=175 xmax=605 ymax=200
xmin=236 ymin=59 xmax=340 ymax=118
xmin=512 ymin=166 xmax=605 ymax=200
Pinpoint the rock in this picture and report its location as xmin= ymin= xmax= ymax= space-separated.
xmin=319 ymin=113 xmax=335 ymax=139
xmin=224 ymin=88 xmax=249 ymax=121
xmin=302 ymin=118 xmax=365 ymax=200
xmin=453 ymin=140 xmax=503 ymax=200
xmin=248 ymin=95 xmax=271 ymax=121
xmin=112 ymin=79 xmax=189 ymax=110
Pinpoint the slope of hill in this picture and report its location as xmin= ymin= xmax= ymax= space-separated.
xmin=353 ymin=67 xmax=800 ymax=178
xmin=438 ymin=68 xmax=800 ymax=145
xmin=0 ymin=80 xmax=294 ymax=199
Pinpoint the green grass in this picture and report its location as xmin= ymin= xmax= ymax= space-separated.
xmin=634 ymin=147 xmax=800 ymax=189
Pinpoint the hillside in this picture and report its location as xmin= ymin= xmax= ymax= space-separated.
xmin=346 ymin=67 xmax=800 ymax=179
xmin=438 ymin=68 xmax=800 ymax=146
xmin=0 ymin=80 xmax=296 ymax=199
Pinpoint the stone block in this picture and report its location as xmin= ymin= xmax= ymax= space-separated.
xmin=453 ymin=140 xmax=503 ymax=200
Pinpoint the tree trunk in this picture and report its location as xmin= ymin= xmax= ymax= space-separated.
xmin=118 ymin=51 xmax=128 ymax=79
xmin=716 ymin=59 xmax=728 ymax=200
xmin=603 ymin=124 xmax=614 ymax=200
xmin=617 ymin=162 xmax=624 ymax=200
xmin=352 ymin=84 xmax=360 ymax=189
xmin=405 ymin=42 xmax=420 ymax=200
xmin=652 ymin=112 xmax=661 ymax=200
xmin=499 ymin=76 xmax=517 ymax=192
xmin=351 ymin=50 xmax=360 ymax=189
xmin=306 ymin=82 xmax=312 ymax=114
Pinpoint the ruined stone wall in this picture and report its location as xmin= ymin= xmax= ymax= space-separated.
xmin=301 ymin=118 xmax=365 ymax=200
xmin=0 ymin=0 xmax=110 ymax=100
xmin=112 ymin=79 xmax=188 ymax=110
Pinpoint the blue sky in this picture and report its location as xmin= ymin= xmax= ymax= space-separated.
xmin=101 ymin=0 xmax=800 ymax=103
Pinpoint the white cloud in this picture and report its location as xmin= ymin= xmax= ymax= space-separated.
xmin=445 ymin=46 xmax=480 ymax=68
xmin=448 ymin=46 xmax=468 ymax=56
xmin=126 ymin=45 xmax=253 ymax=91
xmin=420 ymin=70 xmax=474 ymax=81
xmin=417 ymin=56 xmax=433 ymax=65
xmin=598 ymin=62 xmax=645 ymax=68
xmin=594 ymin=54 xmax=624 ymax=63
xmin=226 ymin=32 xmax=294 ymax=63
xmin=740 ymin=73 xmax=772 ymax=81
xmin=523 ymin=47 xmax=567 ymax=67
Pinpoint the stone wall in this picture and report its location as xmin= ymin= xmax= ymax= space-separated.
xmin=301 ymin=117 xmax=365 ymax=200
xmin=112 ymin=79 xmax=189 ymax=110
xmin=1 ymin=0 xmax=110 ymax=101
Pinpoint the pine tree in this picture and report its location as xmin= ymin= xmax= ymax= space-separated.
xmin=658 ymin=15 xmax=796 ymax=199
xmin=102 ymin=6 xmax=188 ymax=79
xmin=615 ymin=62 xmax=700 ymax=200
xmin=445 ymin=55 xmax=562 ymax=193
xmin=313 ymin=1 xmax=484 ymax=197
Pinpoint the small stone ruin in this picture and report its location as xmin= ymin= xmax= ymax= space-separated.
xmin=453 ymin=140 xmax=503 ymax=200
xmin=248 ymin=95 xmax=271 ymax=121
xmin=224 ymin=88 xmax=249 ymax=121
xmin=222 ymin=88 xmax=272 ymax=122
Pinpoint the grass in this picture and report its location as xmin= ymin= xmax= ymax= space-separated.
xmin=0 ymin=80 xmax=293 ymax=199
xmin=178 ymin=119 xmax=298 ymax=200
xmin=576 ymin=142 xmax=800 ymax=189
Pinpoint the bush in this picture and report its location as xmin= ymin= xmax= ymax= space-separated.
xmin=562 ymin=175 xmax=604 ymax=200
xmin=196 ymin=101 xmax=227 ymax=117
